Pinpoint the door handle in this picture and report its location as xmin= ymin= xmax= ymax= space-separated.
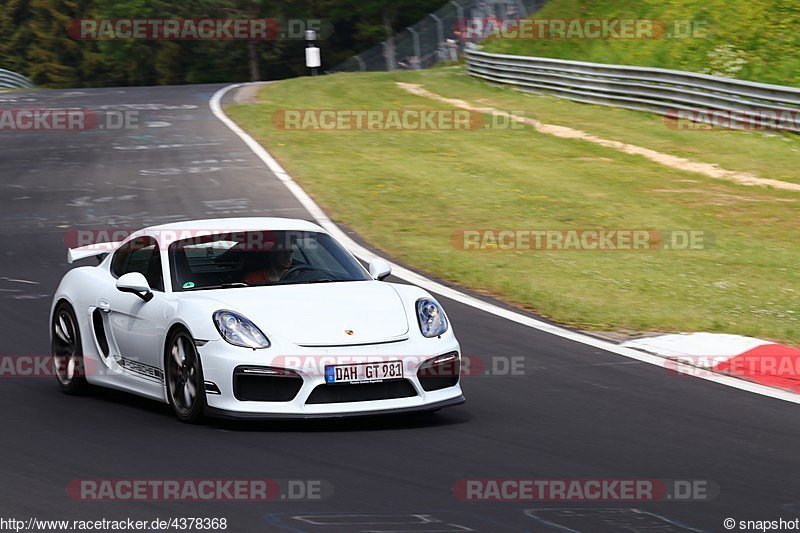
xmin=98 ymin=299 xmax=111 ymax=313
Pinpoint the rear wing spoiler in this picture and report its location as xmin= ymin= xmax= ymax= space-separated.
xmin=67 ymin=242 xmax=121 ymax=264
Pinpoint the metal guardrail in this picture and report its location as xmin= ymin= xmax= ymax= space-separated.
xmin=466 ymin=49 xmax=800 ymax=132
xmin=0 ymin=69 xmax=34 ymax=89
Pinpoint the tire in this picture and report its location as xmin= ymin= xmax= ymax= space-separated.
xmin=52 ymin=302 xmax=88 ymax=395
xmin=165 ymin=329 xmax=206 ymax=424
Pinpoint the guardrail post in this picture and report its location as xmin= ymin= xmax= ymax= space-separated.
xmin=355 ymin=56 xmax=366 ymax=72
xmin=407 ymin=27 xmax=421 ymax=64
xmin=450 ymin=0 xmax=464 ymax=24
xmin=514 ymin=0 xmax=528 ymax=18
xmin=429 ymin=13 xmax=444 ymax=47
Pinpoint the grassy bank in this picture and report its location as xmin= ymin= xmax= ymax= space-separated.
xmin=226 ymin=67 xmax=800 ymax=344
xmin=482 ymin=0 xmax=800 ymax=87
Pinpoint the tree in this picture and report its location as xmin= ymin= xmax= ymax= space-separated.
xmin=26 ymin=0 xmax=86 ymax=86
xmin=350 ymin=0 xmax=443 ymax=71
xmin=0 ymin=0 xmax=35 ymax=75
xmin=0 ymin=0 xmax=449 ymax=87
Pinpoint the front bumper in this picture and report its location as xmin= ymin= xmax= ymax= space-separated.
xmin=205 ymin=395 xmax=465 ymax=420
xmin=197 ymin=336 xmax=465 ymax=418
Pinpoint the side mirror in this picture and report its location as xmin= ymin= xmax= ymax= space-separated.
xmin=369 ymin=258 xmax=392 ymax=281
xmin=116 ymin=272 xmax=153 ymax=302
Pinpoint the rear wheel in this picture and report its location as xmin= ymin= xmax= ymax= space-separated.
xmin=165 ymin=329 xmax=206 ymax=424
xmin=52 ymin=302 xmax=88 ymax=395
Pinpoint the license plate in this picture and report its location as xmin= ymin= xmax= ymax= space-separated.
xmin=325 ymin=361 xmax=403 ymax=384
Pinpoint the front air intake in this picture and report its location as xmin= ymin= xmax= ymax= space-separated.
xmin=417 ymin=352 xmax=460 ymax=391
xmin=233 ymin=366 xmax=303 ymax=402
xmin=306 ymin=379 xmax=418 ymax=404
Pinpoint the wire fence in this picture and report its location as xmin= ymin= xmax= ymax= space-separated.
xmin=334 ymin=0 xmax=544 ymax=72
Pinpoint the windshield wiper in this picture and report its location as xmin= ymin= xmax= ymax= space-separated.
xmin=184 ymin=282 xmax=248 ymax=291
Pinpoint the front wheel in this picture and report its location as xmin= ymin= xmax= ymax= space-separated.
xmin=52 ymin=302 xmax=88 ymax=395
xmin=165 ymin=329 xmax=206 ymax=424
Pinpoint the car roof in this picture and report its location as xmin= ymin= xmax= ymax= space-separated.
xmin=144 ymin=217 xmax=324 ymax=233
xmin=132 ymin=217 xmax=327 ymax=245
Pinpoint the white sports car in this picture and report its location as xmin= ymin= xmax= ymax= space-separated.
xmin=51 ymin=218 xmax=464 ymax=422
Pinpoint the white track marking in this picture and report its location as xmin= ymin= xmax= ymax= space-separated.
xmin=209 ymin=83 xmax=800 ymax=405
xmin=1 ymin=277 xmax=38 ymax=284
xmin=139 ymin=167 xmax=221 ymax=176
xmin=113 ymin=142 xmax=220 ymax=151
xmin=622 ymin=333 xmax=772 ymax=363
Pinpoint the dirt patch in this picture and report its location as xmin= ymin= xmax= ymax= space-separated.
xmin=649 ymin=189 xmax=798 ymax=202
xmin=231 ymin=82 xmax=272 ymax=105
xmin=398 ymin=82 xmax=800 ymax=193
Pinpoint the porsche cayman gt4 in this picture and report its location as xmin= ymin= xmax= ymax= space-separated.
xmin=51 ymin=218 xmax=464 ymax=422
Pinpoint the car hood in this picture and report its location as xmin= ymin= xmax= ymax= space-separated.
xmin=182 ymin=280 xmax=410 ymax=346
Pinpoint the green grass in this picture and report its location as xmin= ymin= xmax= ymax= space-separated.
xmin=412 ymin=67 xmax=800 ymax=185
xmin=482 ymin=0 xmax=800 ymax=87
xmin=226 ymin=67 xmax=800 ymax=344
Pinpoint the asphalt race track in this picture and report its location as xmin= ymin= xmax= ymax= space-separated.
xmin=1 ymin=84 xmax=799 ymax=532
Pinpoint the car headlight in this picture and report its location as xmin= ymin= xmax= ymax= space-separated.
xmin=213 ymin=310 xmax=270 ymax=349
xmin=416 ymin=298 xmax=449 ymax=338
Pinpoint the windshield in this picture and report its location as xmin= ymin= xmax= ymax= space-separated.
xmin=169 ymin=230 xmax=370 ymax=291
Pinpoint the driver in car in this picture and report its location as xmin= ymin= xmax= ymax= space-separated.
xmin=243 ymin=247 xmax=294 ymax=285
